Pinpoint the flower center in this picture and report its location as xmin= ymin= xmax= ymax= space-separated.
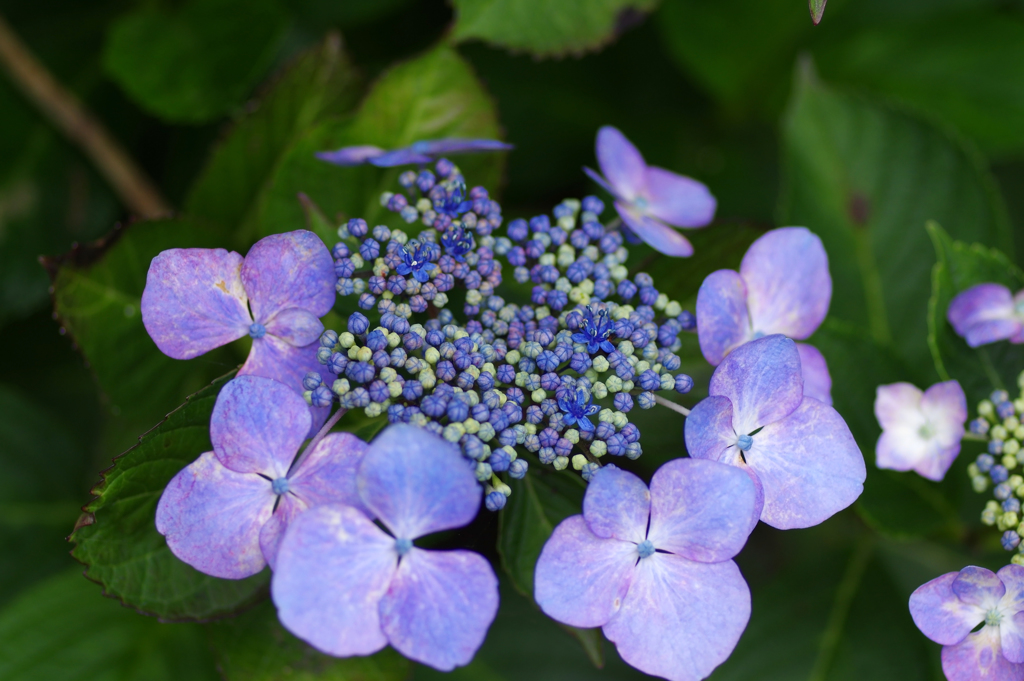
xmin=395 ymin=538 xmax=413 ymax=556
xmin=986 ymin=608 xmax=1003 ymax=627
xmin=633 ymin=197 xmax=649 ymax=211
xmin=271 ymin=477 xmax=289 ymax=495
xmin=637 ymin=539 xmax=655 ymax=559
xmin=918 ymin=422 xmax=935 ymax=440
xmin=737 ymin=434 xmax=753 ymax=451
xmin=249 ymin=322 xmax=267 ymax=339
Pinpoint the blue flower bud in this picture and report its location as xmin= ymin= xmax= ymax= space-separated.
xmin=581 ymin=462 xmax=601 ymax=481
xmin=625 ymin=442 xmax=642 ymax=460
xmin=637 ymin=392 xmax=655 ymax=409
xmin=581 ymin=195 xmax=604 ymax=215
xmin=311 ymin=385 xmax=334 ymax=408
xmin=348 ymin=218 xmax=368 ymax=238
xmin=675 ymin=374 xmax=694 ymax=394
xmin=509 ymin=458 xmax=528 ymax=479
xmin=249 ymin=322 xmax=267 ymax=339
xmin=303 ymin=372 xmax=323 ymax=391
xmin=368 ymin=380 xmax=389 ymax=403
xmin=539 ymin=447 xmax=556 ymax=464
xmin=999 ymin=401 xmax=1017 ymax=419
xmin=485 ymin=491 xmax=507 ymax=512
xmin=348 ymin=312 xmax=370 ymax=335
xmin=992 ymin=465 xmax=1010 ymax=484
xmin=387 ymin=404 xmax=405 ymax=423
xmin=1004 ymin=498 xmax=1021 ymax=514
xmin=346 ymin=361 xmax=376 ymax=384
xmin=488 ymin=448 xmax=512 ymax=472
xmin=1003 ymin=530 xmax=1021 ymax=551
xmin=991 ymin=440 xmax=1005 ymax=455
xmin=447 ymin=400 xmax=470 ymax=422
xmin=678 ymin=310 xmax=696 ymax=330
xmin=317 ymin=346 xmax=332 ymax=364
xmin=977 ymin=453 xmax=995 ymax=472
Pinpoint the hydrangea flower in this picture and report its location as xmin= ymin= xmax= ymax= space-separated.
xmin=141 ymin=230 xmax=336 ymax=426
xmin=315 ymin=139 xmax=513 ymax=168
xmin=156 ymin=376 xmax=367 ymax=578
xmin=910 ymin=565 xmax=1024 ymax=681
xmin=272 ymin=424 xmax=498 ymax=671
xmin=584 ymin=126 xmax=716 ymax=257
xmin=696 ymin=227 xmax=833 ymax=404
xmin=534 ymin=459 xmax=755 ymax=681
xmin=571 ymin=305 xmax=615 ymax=354
xmin=874 ymin=381 xmax=967 ymax=481
xmin=948 ymin=283 xmax=1024 ymax=348
xmin=684 ymin=334 xmax=865 ymax=530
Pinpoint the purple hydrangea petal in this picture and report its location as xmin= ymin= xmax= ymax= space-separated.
xmin=602 ymin=554 xmax=750 ymax=681
xmin=953 ymin=567 xmax=1006 ymax=609
xmin=289 ymin=432 xmax=371 ymax=515
xmin=379 ymin=547 xmax=498 ymax=671
xmin=265 ymin=308 xmax=325 ymax=347
xmin=1008 ymin=614 xmax=1024 ymax=665
xmin=921 ymin=380 xmax=968 ymax=444
xmin=210 ymin=376 xmax=310 ymax=476
xmin=583 ymin=166 xmax=618 ymax=197
xmin=155 ymin=451 xmax=273 ymax=579
xmin=796 ymin=343 xmax=833 ymax=405
xmin=140 ymin=248 xmax=251 ymax=360
xmin=999 ymin=565 xmax=1024 ymax=663
xmin=683 ymin=396 xmax=736 ymax=462
xmin=241 ymin=230 xmax=335 ymax=324
xmin=616 ymin=203 xmax=695 ymax=257
xmin=315 ymin=145 xmax=386 ymax=166
xmin=239 ymin=337 xmax=332 ymax=433
xmin=272 ymin=504 xmax=396 ymax=657
xmin=739 ymin=227 xmax=831 ymax=340
xmin=909 ymin=571 xmax=985 ymax=646
xmin=582 ymin=465 xmax=651 ymax=543
xmin=534 ymin=515 xmax=636 ymax=628
xmin=647 ymin=458 xmax=756 ymax=563
xmin=709 ymin=335 xmax=804 ymax=435
xmin=642 ymin=166 xmax=716 ymax=228
xmin=357 ymin=424 xmax=481 ymax=540
xmin=941 ymin=627 xmax=1024 ymax=681
xmin=1000 ymin=564 xmax=1024 ymax=613
xmin=696 ymin=269 xmax=752 ymax=366
xmin=744 ymin=397 xmax=865 ymax=529
xmin=596 ymin=126 xmax=646 ymax=201
xmin=947 ymin=283 xmax=1017 ymax=344
xmin=874 ymin=383 xmax=932 ymax=475
xmin=258 ymin=493 xmax=308 ymax=570
xmin=413 ymin=139 xmax=514 ymax=154
xmin=369 ymin=149 xmax=434 ymax=167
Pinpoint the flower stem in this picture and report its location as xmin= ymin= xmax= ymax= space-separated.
xmin=654 ymin=394 xmax=690 ymax=417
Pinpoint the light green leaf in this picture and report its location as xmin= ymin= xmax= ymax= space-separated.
xmin=451 ymin=0 xmax=660 ymax=57
xmin=70 ymin=372 xmax=270 ymax=621
xmin=103 ymin=0 xmax=288 ymax=123
xmin=780 ymin=64 xmax=1011 ymax=378
xmin=0 ymin=569 xmax=218 ymax=681
xmin=208 ymin=600 xmax=410 ymax=681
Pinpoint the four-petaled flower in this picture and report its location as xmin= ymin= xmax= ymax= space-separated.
xmin=948 ymin=283 xmax=1024 ymax=348
xmin=910 ymin=565 xmax=1024 ymax=681
xmin=440 ymin=226 xmax=474 ymax=262
xmin=875 ymin=380 xmax=967 ymax=481
xmin=434 ymin=182 xmax=472 ymax=218
xmin=156 ymin=376 xmax=367 ymax=578
xmin=315 ymin=139 xmax=513 ymax=168
xmin=696 ymin=227 xmax=834 ymax=405
xmin=558 ymin=387 xmax=600 ymax=432
xmin=684 ymin=335 xmax=865 ymax=530
xmin=396 ymin=242 xmax=438 ymax=283
xmin=535 ymin=459 xmax=756 ymax=681
xmin=584 ymin=126 xmax=716 ymax=257
xmin=571 ymin=306 xmax=615 ymax=354
xmin=141 ymin=230 xmax=336 ymax=428
xmin=272 ymin=424 xmax=498 ymax=671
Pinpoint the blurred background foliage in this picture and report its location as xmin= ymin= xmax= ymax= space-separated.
xmin=2 ymin=0 xmax=1024 ymax=679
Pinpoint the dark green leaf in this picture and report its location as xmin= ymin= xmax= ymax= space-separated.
xmin=45 ymin=218 xmax=242 ymax=424
xmin=809 ymin=0 xmax=827 ymax=24
xmin=70 ymin=372 xmax=270 ymax=621
xmin=208 ymin=600 xmax=410 ymax=681
xmin=102 ymin=0 xmax=288 ymax=123
xmin=451 ymin=0 xmax=659 ymax=57
xmin=780 ymin=64 xmax=1011 ymax=378
xmin=0 ymin=569 xmax=218 ymax=681
xmin=252 ymin=45 xmax=506 ymax=244
xmin=926 ymin=220 xmax=1024 ymax=405
xmin=185 ymin=34 xmax=360 ymax=244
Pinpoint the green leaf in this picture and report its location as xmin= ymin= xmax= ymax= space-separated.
xmin=103 ymin=0 xmax=288 ymax=123
xmin=780 ymin=64 xmax=1011 ymax=378
xmin=45 ymin=218 xmax=241 ymax=425
xmin=185 ymin=34 xmax=360 ymax=244
xmin=451 ymin=0 xmax=659 ymax=57
xmin=0 ymin=569 xmax=218 ymax=681
xmin=810 ymin=0 xmax=827 ymax=24
xmin=208 ymin=600 xmax=410 ymax=681
xmin=252 ymin=45 xmax=506 ymax=244
xmin=926 ymin=220 xmax=1024 ymax=405
xmin=70 ymin=371 xmax=270 ymax=621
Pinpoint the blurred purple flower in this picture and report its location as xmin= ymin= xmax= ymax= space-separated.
xmin=534 ymin=459 xmax=755 ymax=681
xmin=948 ymin=283 xmax=1024 ymax=348
xmin=910 ymin=565 xmax=1024 ymax=681
xmin=316 ymin=139 xmax=513 ymax=168
xmin=696 ymin=227 xmax=833 ymax=404
xmin=156 ymin=376 xmax=367 ymax=578
xmin=584 ymin=126 xmax=716 ymax=257
xmin=875 ymin=380 xmax=967 ymax=481
xmin=272 ymin=424 xmax=498 ymax=671
xmin=684 ymin=335 xmax=865 ymax=530
xmin=141 ymin=230 xmax=336 ymax=426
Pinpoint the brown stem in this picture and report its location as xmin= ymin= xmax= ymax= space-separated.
xmin=0 ymin=14 xmax=171 ymax=218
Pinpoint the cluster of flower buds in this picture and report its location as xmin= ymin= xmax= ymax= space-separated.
xmin=966 ymin=373 xmax=1024 ymax=559
xmin=300 ymin=158 xmax=695 ymax=511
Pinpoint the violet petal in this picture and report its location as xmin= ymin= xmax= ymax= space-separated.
xmin=696 ymin=269 xmax=752 ymax=366
xmin=796 ymin=343 xmax=833 ymax=405
xmin=241 ymin=230 xmax=335 ymax=324
xmin=941 ymin=627 xmax=1024 ymax=681
xmin=616 ymin=203 xmax=695 ymax=257
xmin=315 ymin=145 xmax=387 ymax=166
xmin=582 ymin=465 xmax=651 ymax=543
xmin=596 ymin=126 xmax=646 ymax=201
xmin=642 ymin=166 xmax=716 ymax=228
xmin=289 ymin=431 xmax=371 ymax=516
xmin=909 ymin=571 xmax=984 ymax=646
xmin=709 ymin=334 xmax=804 ymax=435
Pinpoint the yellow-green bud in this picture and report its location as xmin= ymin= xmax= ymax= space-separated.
xmin=621 ymin=380 xmax=634 ymax=392
xmin=356 ymin=346 xmax=373 ymax=363
xmin=993 ymin=425 xmax=1009 ymax=440
xmin=365 ymin=402 xmax=384 ymax=418
xmin=1004 ymin=455 xmax=1018 ymax=470
xmin=339 ymin=332 xmax=355 ymax=348
xmin=553 ymin=456 xmax=569 ymax=471
xmin=524 ymin=423 xmax=537 ymax=435
xmin=506 ymin=350 xmax=521 ymax=365
xmin=593 ymin=356 xmax=610 ymax=373
xmin=599 ymin=408 xmax=615 ymax=423
xmin=419 ymin=369 xmax=436 ymax=390
xmin=974 ymin=475 xmax=990 ymax=493
xmin=590 ymin=440 xmax=607 ymax=457
xmin=1000 ymin=511 xmax=1019 ymax=531
xmin=531 ymin=389 xmax=547 ymax=403
xmin=592 ymin=382 xmax=608 ymax=399
xmin=565 ymin=429 xmax=580 ymax=444
xmin=618 ymin=341 xmax=634 ymax=356
xmin=464 ymin=419 xmax=480 ymax=434
xmin=1007 ymin=417 xmax=1021 ymax=432
xmin=979 ymin=400 xmax=995 ymax=417
xmin=572 ymin=454 xmax=588 ymax=470
xmin=1007 ymin=440 xmax=1021 ymax=456
xmin=424 ymin=347 xmax=440 ymax=364
xmin=388 ymin=382 xmax=403 ymax=398
xmin=606 ymin=375 xmax=623 ymax=393
xmin=443 ymin=423 xmax=466 ymax=442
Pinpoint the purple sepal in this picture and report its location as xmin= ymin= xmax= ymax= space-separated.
xmin=241 ymin=231 xmax=335 ymax=324
xmin=708 ymin=335 xmax=804 ymax=435
xmin=289 ymin=432 xmax=371 ymax=515
xmin=875 ymin=380 xmax=966 ymax=482
xmin=596 ymin=126 xmax=646 ymax=201
xmin=942 ymin=628 xmax=1024 ymax=681
xmin=368 ymin=149 xmax=434 ymax=167
xmin=616 ymin=203 xmax=695 ymax=257
xmin=239 ymin=338 xmax=333 ymax=434
xmin=947 ymin=283 xmax=1021 ymax=348
xmin=796 ymin=343 xmax=833 ymax=405
xmin=259 ymin=493 xmax=307 ymax=571
xmin=696 ymin=269 xmax=752 ymax=365
xmin=643 ymin=166 xmax=716 ymax=228
xmin=910 ymin=571 xmax=985 ymax=646
xmin=316 ymin=145 xmax=387 ymax=166
xmin=582 ymin=466 xmax=650 ymax=543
